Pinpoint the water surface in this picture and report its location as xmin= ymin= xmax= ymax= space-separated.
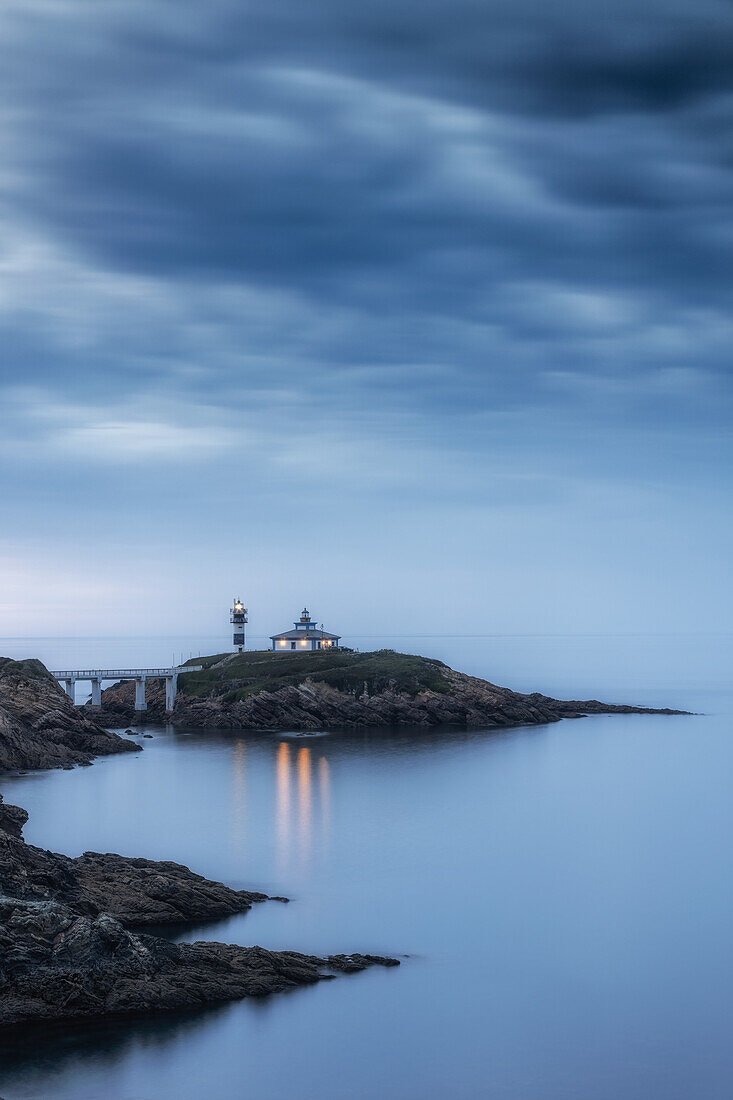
xmin=0 ymin=634 xmax=731 ymax=1099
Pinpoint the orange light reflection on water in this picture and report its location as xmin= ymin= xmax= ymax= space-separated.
xmin=231 ymin=738 xmax=247 ymax=851
xmin=275 ymin=741 xmax=291 ymax=873
xmin=275 ymin=740 xmax=332 ymax=873
xmin=297 ymin=746 xmax=312 ymax=863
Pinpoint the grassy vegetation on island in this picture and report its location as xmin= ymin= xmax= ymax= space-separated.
xmin=179 ymin=649 xmax=452 ymax=703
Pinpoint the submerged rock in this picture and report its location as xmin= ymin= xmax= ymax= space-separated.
xmin=0 ymin=795 xmax=398 ymax=1027
xmin=0 ymin=658 xmax=139 ymax=772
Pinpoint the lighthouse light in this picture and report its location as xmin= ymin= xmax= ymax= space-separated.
xmin=230 ymin=597 xmax=248 ymax=652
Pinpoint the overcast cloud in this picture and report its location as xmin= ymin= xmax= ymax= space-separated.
xmin=0 ymin=0 xmax=730 ymax=636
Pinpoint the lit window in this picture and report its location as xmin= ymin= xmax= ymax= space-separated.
xmin=279 ymin=640 xmax=287 ymax=647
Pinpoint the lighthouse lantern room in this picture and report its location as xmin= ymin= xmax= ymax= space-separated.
xmin=230 ymin=598 xmax=248 ymax=652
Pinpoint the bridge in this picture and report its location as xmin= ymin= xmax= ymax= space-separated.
xmin=50 ymin=666 xmax=204 ymax=713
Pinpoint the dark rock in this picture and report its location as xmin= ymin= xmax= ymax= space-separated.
xmin=0 ymin=794 xmax=398 ymax=1027
xmin=0 ymin=658 xmax=139 ymax=773
xmin=72 ymin=851 xmax=270 ymax=927
xmin=0 ymin=795 xmax=269 ymax=924
xmin=0 ymin=896 xmax=397 ymax=1027
xmin=0 ymin=799 xmax=28 ymax=839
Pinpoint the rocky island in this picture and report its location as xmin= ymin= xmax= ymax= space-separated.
xmin=92 ymin=648 xmax=686 ymax=729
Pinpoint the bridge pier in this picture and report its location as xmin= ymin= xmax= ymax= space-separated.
xmin=50 ymin=666 xmax=201 ymax=709
xmin=90 ymin=678 xmax=102 ymax=707
xmin=134 ymin=678 xmax=147 ymax=712
xmin=165 ymin=674 xmax=178 ymax=713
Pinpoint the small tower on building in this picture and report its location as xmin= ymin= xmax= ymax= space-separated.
xmin=230 ymin=598 xmax=248 ymax=652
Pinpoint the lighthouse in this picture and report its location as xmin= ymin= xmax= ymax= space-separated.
xmin=230 ymin=598 xmax=248 ymax=652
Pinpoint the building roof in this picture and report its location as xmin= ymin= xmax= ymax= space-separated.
xmin=270 ymin=628 xmax=341 ymax=641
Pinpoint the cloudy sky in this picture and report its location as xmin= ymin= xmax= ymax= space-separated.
xmin=1 ymin=0 xmax=731 ymax=637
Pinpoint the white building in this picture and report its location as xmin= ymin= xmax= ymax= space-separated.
xmin=270 ymin=608 xmax=341 ymax=652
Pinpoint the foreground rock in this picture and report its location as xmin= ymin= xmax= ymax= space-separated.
xmin=0 ymin=658 xmax=139 ymax=772
xmin=0 ymin=897 xmax=396 ymax=1027
xmin=71 ymin=852 xmax=271 ymax=927
xmin=94 ymin=649 xmax=688 ymax=729
xmin=0 ymin=797 xmax=269 ymax=927
xmin=0 ymin=795 xmax=398 ymax=1027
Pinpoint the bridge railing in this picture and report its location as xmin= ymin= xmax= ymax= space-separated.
xmin=50 ymin=667 xmax=204 ymax=679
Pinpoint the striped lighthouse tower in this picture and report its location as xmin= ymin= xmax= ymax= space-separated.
xmin=230 ymin=598 xmax=248 ymax=652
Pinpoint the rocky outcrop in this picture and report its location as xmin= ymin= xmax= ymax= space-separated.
xmin=71 ymin=852 xmax=270 ymax=927
xmin=0 ymin=893 xmax=397 ymax=1027
xmin=0 ymin=797 xmax=267 ymax=925
xmin=0 ymin=658 xmax=139 ymax=772
xmin=95 ymin=650 xmax=688 ymax=730
xmin=0 ymin=794 xmax=398 ymax=1027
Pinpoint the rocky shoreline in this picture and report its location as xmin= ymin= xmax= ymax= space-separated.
xmin=0 ymin=790 xmax=397 ymax=1028
xmin=0 ymin=657 xmax=398 ymax=1028
xmin=92 ymin=648 xmax=689 ymax=730
xmin=0 ymin=657 xmax=138 ymax=772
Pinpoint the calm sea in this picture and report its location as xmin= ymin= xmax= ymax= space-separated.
xmin=0 ymin=633 xmax=731 ymax=1100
